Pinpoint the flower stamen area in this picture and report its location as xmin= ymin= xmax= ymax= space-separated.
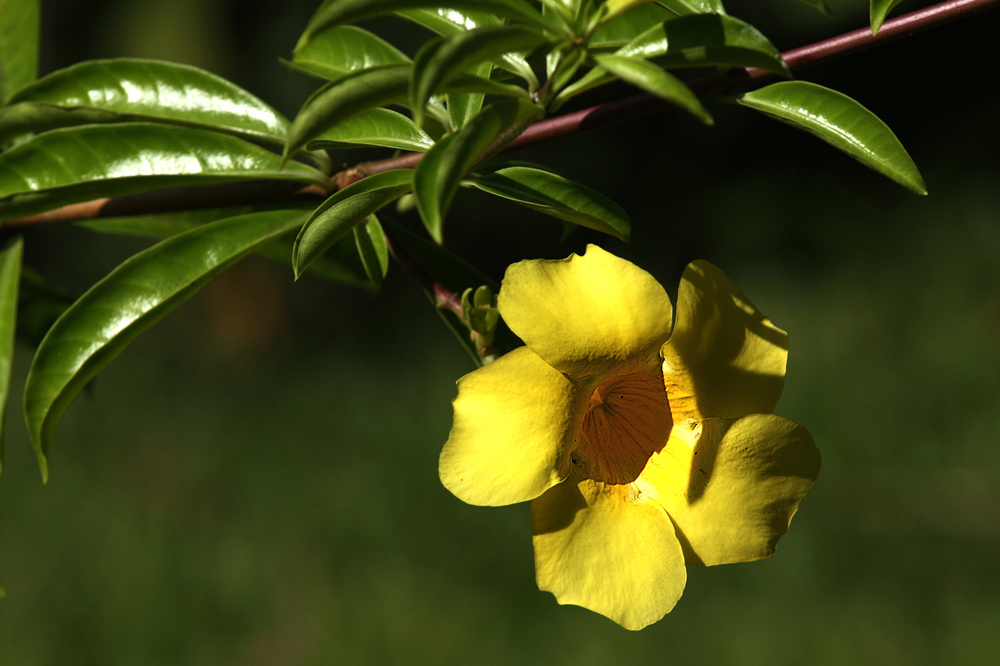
xmin=579 ymin=369 xmax=672 ymax=485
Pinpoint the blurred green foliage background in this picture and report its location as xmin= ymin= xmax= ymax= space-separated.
xmin=1 ymin=0 xmax=998 ymax=663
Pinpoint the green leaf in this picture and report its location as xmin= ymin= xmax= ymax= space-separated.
xmin=589 ymin=3 xmax=677 ymax=49
xmin=288 ymin=233 xmax=374 ymax=288
xmin=445 ymin=60 xmax=492 ymax=132
xmin=353 ymin=213 xmax=389 ymax=284
xmin=284 ymin=64 xmax=527 ymax=161
xmin=23 ymin=208 xmax=309 ymax=481
xmin=0 ymin=0 xmax=39 ymax=102
xmin=871 ymin=0 xmax=905 ymax=34
xmin=466 ymin=165 xmax=630 ymax=240
xmin=0 ymin=237 xmax=22 ymax=478
xmin=289 ymin=25 xmax=409 ymax=80
xmin=75 ymin=207 xmax=261 ymax=239
xmin=293 ymin=169 xmax=413 ymax=279
xmin=562 ymin=12 xmax=785 ymax=107
xmin=0 ymin=123 xmax=329 ymax=222
xmin=307 ymin=108 xmax=434 ymax=152
xmin=736 ymin=81 xmax=926 ymax=195
xmin=592 ymin=54 xmax=712 ymax=124
xmin=619 ymin=14 xmax=789 ymax=75
xmin=297 ymin=0 xmax=553 ymax=49
xmin=413 ymin=98 xmax=543 ymax=242
xmin=2 ymin=58 xmax=291 ymax=146
xmin=397 ymin=8 xmax=539 ymax=89
xmin=410 ymin=25 xmax=549 ymax=124
xmin=656 ymin=0 xmax=725 ymax=15
xmin=76 ymin=208 xmax=377 ymax=290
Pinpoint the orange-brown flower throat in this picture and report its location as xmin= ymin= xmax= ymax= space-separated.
xmin=579 ymin=368 xmax=672 ymax=485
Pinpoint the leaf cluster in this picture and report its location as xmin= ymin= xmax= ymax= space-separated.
xmin=0 ymin=0 xmax=926 ymax=479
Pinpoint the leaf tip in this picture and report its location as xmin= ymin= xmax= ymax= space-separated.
xmin=36 ymin=450 xmax=49 ymax=484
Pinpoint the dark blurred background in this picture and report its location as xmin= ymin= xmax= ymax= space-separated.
xmin=1 ymin=0 xmax=998 ymax=663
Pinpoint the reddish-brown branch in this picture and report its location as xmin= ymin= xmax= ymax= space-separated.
xmin=4 ymin=0 xmax=997 ymax=226
xmin=505 ymin=0 xmax=1000 ymax=152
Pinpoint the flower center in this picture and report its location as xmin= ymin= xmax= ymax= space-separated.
xmin=578 ymin=368 xmax=672 ymax=485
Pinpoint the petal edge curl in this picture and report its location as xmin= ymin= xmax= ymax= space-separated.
xmin=643 ymin=414 xmax=820 ymax=566
xmin=662 ymin=260 xmax=788 ymax=422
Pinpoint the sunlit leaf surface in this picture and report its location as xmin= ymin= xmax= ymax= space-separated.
xmin=0 ymin=123 xmax=329 ymax=221
xmin=307 ymin=108 xmax=434 ymax=152
xmin=297 ymin=0 xmax=552 ymax=49
xmin=3 ymin=58 xmax=291 ymax=144
xmin=290 ymin=25 xmax=409 ymax=80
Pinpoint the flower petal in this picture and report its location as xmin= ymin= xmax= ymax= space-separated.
xmin=661 ymin=260 xmax=788 ymax=421
xmin=531 ymin=475 xmax=687 ymax=630
xmin=440 ymin=347 xmax=578 ymax=506
xmin=498 ymin=245 xmax=673 ymax=379
xmin=642 ymin=415 xmax=820 ymax=566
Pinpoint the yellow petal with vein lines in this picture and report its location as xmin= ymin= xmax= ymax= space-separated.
xmin=440 ymin=347 xmax=578 ymax=506
xmin=643 ymin=415 xmax=820 ymax=566
xmin=661 ymin=260 xmax=788 ymax=422
xmin=499 ymin=245 xmax=673 ymax=380
xmin=532 ymin=475 xmax=686 ymax=630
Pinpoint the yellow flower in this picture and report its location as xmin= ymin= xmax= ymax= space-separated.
xmin=440 ymin=245 xmax=820 ymax=630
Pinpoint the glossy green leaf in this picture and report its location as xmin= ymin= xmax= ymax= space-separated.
xmin=291 ymin=233 xmax=374 ymax=288
xmin=546 ymin=46 xmax=589 ymax=105
xmin=293 ymin=169 xmax=413 ymax=279
xmin=736 ymin=81 xmax=926 ymax=194
xmin=0 ymin=237 xmax=22 ymax=478
xmin=76 ymin=207 xmax=373 ymax=289
xmin=619 ymin=14 xmax=789 ymax=75
xmin=413 ymin=98 xmax=543 ymax=243
xmin=410 ymin=25 xmax=549 ymax=124
xmin=0 ymin=123 xmax=329 ymax=222
xmin=3 ymin=58 xmax=291 ymax=145
xmin=298 ymin=0 xmax=553 ymax=49
xmin=467 ymin=165 xmax=630 ymax=240
xmin=446 ymin=60 xmax=492 ymax=132
xmin=399 ymin=8 xmax=540 ymax=89
xmin=353 ymin=214 xmax=389 ymax=284
xmin=284 ymin=64 xmax=527 ymax=161
xmin=656 ymin=0 xmax=725 ymax=14
xmin=589 ymin=3 xmax=676 ymax=49
xmin=290 ymin=25 xmax=409 ymax=80
xmin=23 ymin=209 xmax=309 ymax=480
xmin=0 ymin=0 xmax=39 ymax=102
xmin=593 ymin=54 xmax=711 ymax=124
xmin=75 ymin=207 xmax=260 ymax=239
xmin=558 ymin=13 xmax=785 ymax=108
xmin=307 ymin=108 xmax=433 ymax=152
xmin=871 ymin=0 xmax=905 ymax=34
